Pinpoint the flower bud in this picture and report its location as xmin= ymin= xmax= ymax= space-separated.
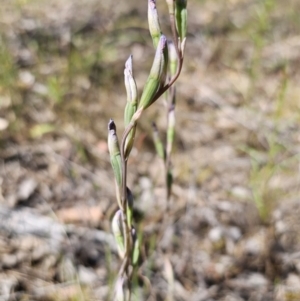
xmin=112 ymin=210 xmax=125 ymax=259
xmin=108 ymin=119 xmax=122 ymax=187
xmin=149 ymin=35 xmax=168 ymax=80
xmin=175 ymin=0 xmax=187 ymax=41
xmin=124 ymin=55 xmax=138 ymax=158
xmin=148 ymin=0 xmax=162 ymax=48
xmin=124 ymin=55 xmax=138 ymax=119
xmin=138 ymin=35 xmax=168 ymax=110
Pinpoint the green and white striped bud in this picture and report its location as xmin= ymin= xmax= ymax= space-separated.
xmin=152 ymin=122 xmax=165 ymax=160
xmin=168 ymin=41 xmax=177 ymax=76
xmin=149 ymin=35 xmax=168 ymax=82
xmin=126 ymin=187 xmax=134 ymax=228
xmin=124 ymin=55 xmax=138 ymax=116
xmin=138 ymin=35 xmax=168 ymax=110
xmin=175 ymin=0 xmax=187 ymax=42
xmin=108 ymin=120 xmax=122 ymax=188
xmin=124 ymin=55 xmax=138 ymax=158
xmin=112 ymin=210 xmax=125 ymax=259
xmin=131 ymin=227 xmax=140 ymax=266
xmin=148 ymin=0 xmax=162 ymax=48
xmin=166 ymin=104 xmax=175 ymax=157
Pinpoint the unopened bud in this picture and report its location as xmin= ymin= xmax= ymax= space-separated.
xmin=148 ymin=0 xmax=162 ymax=48
xmin=138 ymin=35 xmax=168 ymax=110
xmin=149 ymin=35 xmax=168 ymax=80
xmin=112 ymin=210 xmax=125 ymax=259
xmin=124 ymin=55 xmax=138 ymax=158
xmin=108 ymin=120 xmax=122 ymax=187
xmin=124 ymin=55 xmax=138 ymax=116
xmin=175 ymin=0 xmax=187 ymax=41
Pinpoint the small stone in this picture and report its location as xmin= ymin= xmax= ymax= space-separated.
xmin=247 ymin=273 xmax=269 ymax=288
xmin=32 ymin=83 xmax=48 ymax=96
xmin=208 ymin=227 xmax=223 ymax=243
xmin=226 ymin=226 xmax=242 ymax=242
xmin=244 ymin=230 xmax=267 ymax=256
xmin=286 ymin=273 xmax=300 ymax=289
xmin=78 ymin=265 xmax=98 ymax=285
xmin=32 ymin=245 xmax=50 ymax=261
xmin=1 ymin=254 xmax=18 ymax=269
xmin=56 ymin=205 xmax=103 ymax=226
xmin=217 ymin=201 xmax=232 ymax=212
xmin=1 ymin=252 xmax=26 ymax=269
xmin=17 ymin=178 xmax=38 ymax=201
xmin=0 ymin=118 xmax=9 ymax=131
xmin=275 ymin=220 xmax=287 ymax=234
xmin=18 ymin=70 xmax=35 ymax=88
xmin=230 ymin=186 xmax=251 ymax=200
xmin=0 ymin=274 xmax=18 ymax=296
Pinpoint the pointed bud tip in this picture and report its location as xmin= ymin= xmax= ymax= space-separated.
xmin=169 ymin=103 xmax=175 ymax=112
xmin=108 ymin=119 xmax=116 ymax=131
xmin=159 ymin=35 xmax=167 ymax=50
xmin=125 ymin=55 xmax=133 ymax=72
xmin=149 ymin=0 xmax=157 ymax=9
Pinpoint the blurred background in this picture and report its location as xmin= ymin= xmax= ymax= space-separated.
xmin=1 ymin=0 xmax=300 ymax=300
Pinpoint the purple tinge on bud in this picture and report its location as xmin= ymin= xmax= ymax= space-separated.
xmin=108 ymin=119 xmax=116 ymax=131
xmin=108 ymin=119 xmax=122 ymax=186
xmin=108 ymin=119 xmax=119 ymax=156
xmin=125 ymin=55 xmax=133 ymax=75
xmin=114 ymin=276 xmax=129 ymax=301
xmin=150 ymin=35 xmax=168 ymax=79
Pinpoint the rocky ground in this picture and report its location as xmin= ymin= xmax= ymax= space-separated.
xmin=1 ymin=0 xmax=300 ymax=300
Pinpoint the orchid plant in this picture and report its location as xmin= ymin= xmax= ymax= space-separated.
xmin=108 ymin=0 xmax=187 ymax=299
